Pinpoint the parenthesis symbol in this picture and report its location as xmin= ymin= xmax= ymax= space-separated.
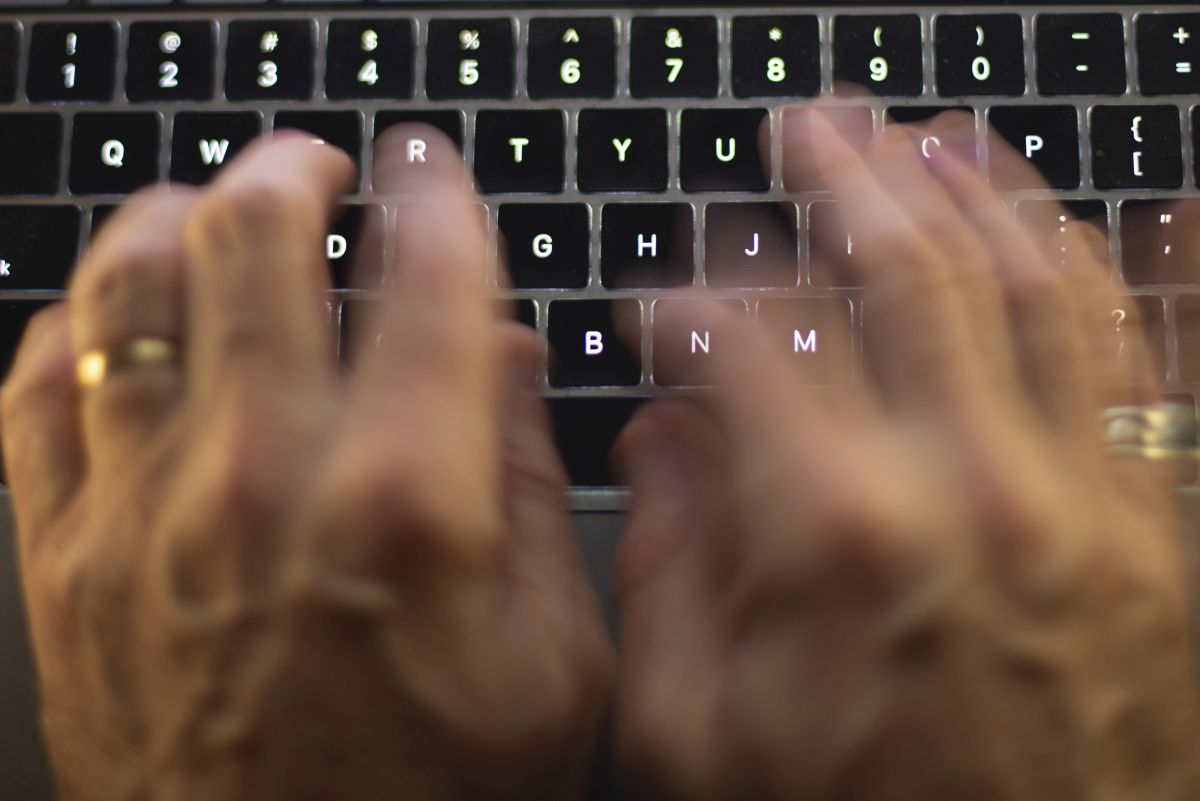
xmin=976 ymin=25 xmax=985 ymax=46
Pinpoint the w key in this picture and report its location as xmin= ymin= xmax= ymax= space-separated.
xmin=170 ymin=112 xmax=261 ymax=185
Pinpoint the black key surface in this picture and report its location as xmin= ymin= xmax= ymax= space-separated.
xmin=1036 ymin=14 xmax=1126 ymax=96
xmin=987 ymin=105 xmax=1080 ymax=189
xmin=374 ymin=110 xmax=463 ymax=151
xmin=1137 ymin=14 xmax=1200 ymax=95
xmin=225 ymin=21 xmax=314 ymax=101
xmin=833 ymin=15 xmax=923 ymax=96
xmin=548 ymin=398 xmax=645 ymax=486
xmin=601 ymin=203 xmax=693 ymax=289
xmin=935 ymin=14 xmax=1025 ymax=96
xmin=126 ymin=21 xmax=215 ymax=102
xmin=577 ymin=109 xmax=668 ymax=193
xmin=170 ymin=111 xmax=261 ymax=185
xmin=886 ymin=105 xmax=974 ymax=124
xmin=548 ymin=299 xmax=641 ymax=388
xmin=274 ymin=111 xmax=362 ymax=183
xmin=652 ymin=298 xmax=748 ymax=387
xmin=680 ymin=108 xmax=769 ymax=193
xmin=514 ymin=299 xmax=537 ymax=330
xmin=1015 ymin=199 xmax=1109 ymax=266
xmin=426 ymin=18 xmax=515 ymax=100
xmin=630 ymin=17 xmax=718 ymax=99
xmin=1174 ymin=296 xmax=1200 ymax=382
xmin=27 ymin=22 xmax=116 ymax=102
xmin=89 ymin=204 xmax=119 ymax=240
xmin=499 ymin=203 xmax=590 ymax=289
xmin=1120 ymin=199 xmax=1200 ymax=285
xmin=0 ymin=113 xmax=62 ymax=194
xmin=474 ymin=110 xmax=565 ymax=194
xmin=69 ymin=113 xmax=160 ymax=195
xmin=808 ymin=201 xmax=860 ymax=288
xmin=0 ymin=300 xmax=53 ymax=381
xmin=0 ymin=24 xmax=18 ymax=102
xmin=0 ymin=205 xmax=80 ymax=290
xmin=731 ymin=15 xmax=820 ymax=99
xmin=705 ymin=202 xmax=798 ymax=288
xmin=1091 ymin=106 xmax=1182 ymax=190
xmin=528 ymin=17 xmax=616 ymax=99
xmin=326 ymin=19 xmax=414 ymax=100
xmin=759 ymin=297 xmax=855 ymax=385
xmin=326 ymin=204 xmax=385 ymax=289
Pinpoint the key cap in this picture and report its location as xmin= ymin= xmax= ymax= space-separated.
xmin=1174 ymin=296 xmax=1200 ymax=382
xmin=987 ymin=105 xmax=1080 ymax=189
xmin=834 ymin=15 xmax=923 ymax=96
xmin=474 ymin=110 xmax=565 ymax=194
xmin=1036 ymin=14 xmax=1126 ymax=96
xmin=705 ymin=202 xmax=798 ymax=288
xmin=577 ymin=109 xmax=668 ymax=193
xmin=781 ymin=106 xmax=875 ymax=192
xmin=1 ymin=24 xmax=17 ymax=102
xmin=1193 ymin=108 xmax=1200 ymax=187
xmin=374 ymin=110 xmax=463 ymax=151
xmin=1137 ymin=14 xmax=1200 ymax=95
xmin=731 ymin=15 xmax=820 ymax=98
xmin=0 ymin=300 xmax=54 ymax=382
xmin=1015 ymin=200 xmax=1109 ymax=265
xmin=808 ymin=201 xmax=864 ymax=288
xmin=758 ymin=297 xmax=855 ymax=385
xmin=0 ymin=205 xmax=81 ymax=290
xmin=885 ymin=105 xmax=978 ymax=162
xmin=1091 ymin=106 xmax=1182 ymax=190
xmin=326 ymin=204 xmax=385 ymax=290
xmin=652 ymin=298 xmax=748 ymax=387
xmin=548 ymin=398 xmax=645 ymax=486
xmin=126 ymin=21 xmax=215 ymax=102
xmin=327 ymin=19 xmax=414 ymax=100
xmin=630 ymin=16 xmax=719 ymax=99
xmin=27 ymin=22 xmax=116 ymax=102
xmin=498 ymin=203 xmax=590 ymax=289
xmin=935 ymin=14 xmax=1025 ymax=96
xmin=170 ymin=111 xmax=261 ymax=185
xmin=0 ymin=113 xmax=62 ymax=195
xmin=225 ymin=20 xmax=313 ymax=101
xmin=69 ymin=113 xmax=160 ymax=195
xmin=680 ymin=108 xmax=770 ymax=193
xmin=511 ymin=298 xmax=537 ymax=330
xmin=548 ymin=299 xmax=641 ymax=388
xmin=274 ymin=111 xmax=362 ymax=183
xmin=1113 ymin=295 xmax=1167 ymax=382
xmin=89 ymin=204 xmax=119 ymax=240
xmin=528 ymin=17 xmax=616 ymax=99
xmin=426 ymin=18 xmax=515 ymax=100
xmin=601 ymin=203 xmax=693 ymax=289
xmin=1120 ymin=199 xmax=1200 ymax=285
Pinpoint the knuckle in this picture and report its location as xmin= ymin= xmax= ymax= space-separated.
xmin=188 ymin=180 xmax=319 ymax=250
xmin=74 ymin=239 xmax=183 ymax=309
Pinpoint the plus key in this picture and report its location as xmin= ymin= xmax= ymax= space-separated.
xmin=1137 ymin=14 xmax=1200 ymax=95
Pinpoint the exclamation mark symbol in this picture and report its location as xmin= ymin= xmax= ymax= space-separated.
xmin=65 ymin=32 xmax=77 ymax=55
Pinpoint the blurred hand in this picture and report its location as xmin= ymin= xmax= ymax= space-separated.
xmin=1 ymin=129 xmax=612 ymax=801
xmin=614 ymin=106 xmax=1200 ymax=801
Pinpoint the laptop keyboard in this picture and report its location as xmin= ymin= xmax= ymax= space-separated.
xmin=1 ymin=3 xmax=1199 ymax=496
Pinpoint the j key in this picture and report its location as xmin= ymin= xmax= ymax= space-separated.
xmin=652 ymin=299 xmax=747 ymax=387
xmin=1174 ymin=296 xmax=1200 ymax=383
xmin=602 ymin=203 xmax=694 ymax=289
xmin=69 ymin=113 xmax=160 ymax=195
xmin=935 ymin=14 xmax=1025 ymax=97
xmin=374 ymin=110 xmax=463 ymax=151
xmin=1114 ymin=295 xmax=1167 ymax=382
xmin=548 ymin=299 xmax=641 ymax=388
xmin=170 ymin=112 xmax=261 ymax=184
xmin=126 ymin=21 xmax=215 ymax=102
xmin=326 ymin=19 xmax=414 ymax=100
xmin=1 ymin=24 xmax=17 ymax=102
xmin=426 ymin=18 xmax=515 ymax=100
xmin=0 ymin=205 xmax=81 ymax=289
xmin=0 ymin=113 xmax=62 ymax=194
xmin=1015 ymin=200 xmax=1109 ymax=265
xmin=274 ymin=111 xmax=363 ymax=183
xmin=630 ymin=17 xmax=719 ymax=99
xmin=474 ymin=110 xmax=565 ymax=194
xmin=680 ymin=108 xmax=770 ymax=193
xmin=704 ymin=202 xmax=798 ymax=288
xmin=326 ymin=204 xmax=385 ymax=290
xmin=1137 ymin=14 xmax=1200 ymax=95
xmin=731 ymin=15 xmax=820 ymax=98
xmin=1036 ymin=14 xmax=1126 ymax=96
xmin=1120 ymin=199 xmax=1200 ymax=285
xmin=833 ymin=15 xmax=923 ymax=96
xmin=225 ymin=20 xmax=314 ymax=101
xmin=528 ymin=17 xmax=616 ymax=99
xmin=759 ymin=297 xmax=854 ymax=385
xmin=498 ymin=203 xmax=590 ymax=289
xmin=0 ymin=301 xmax=53 ymax=381
xmin=1091 ymin=106 xmax=1182 ymax=190
xmin=27 ymin=22 xmax=116 ymax=102
xmin=548 ymin=398 xmax=645 ymax=486
xmin=577 ymin=109 xmax=668 ymax=193
xmin=987 ymin=106 xmax=1080 ymax=189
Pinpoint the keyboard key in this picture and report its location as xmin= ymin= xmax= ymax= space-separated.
xmin=1137 ymin=14 xmax=1200 ymax=95
xmin=731 ymin=15 xmax=820 ymax=98
xmin=808 ymin=201 xmax=866 ymax=288
xmin=513 ymin=299 xmax=537 ymax=330
xmin=758 ymin=297 xmax=855 ymax=385
xmin=1 ymin=24 xmax=17 ymax=102
xmin=1036 ymin=14 xmax=1126 ymax=95
xmin=0 ymin=205 xmax=80 ymax=290
xmin=630 ymin=16 xmax=719 ymax=99
xmin=274 ymin=111 xmax=362 ymax=182
xmin=0 ymin=113 xmax=62 ymax=194
xmin=89 ymin=204 xmax=119 ymax=240
xmin=935 ymin=14 xmax=1025 ymax=96
xmin=326 ymin=19 xmax=414 ymax=100
xmin=528 ymin=17 xmax=616 ymax=99
xmin=225 ymin=20 xmax=314 ymax=101
xmin=1120 ymin=199 xmax=1200 ymax=285
xmin=1091 ymin=106 xmax=1182 ymax=190
xmin=474 ymin=110 xmax=565 ymax=194
xmin=705 ymin=202 xmax=798 ymax=288
xmin=781 ymin=106 xmax=875 ymax=192
xmin=1115 ymin=295 xmax=1167 ymax=382
xmin=548 ymin=299 xmax=641 ymax=388
xmin=170 ymin=111 xmax=261 ymax=184
xmin=327 ymin=204 xmax=385 ymax=290
xmin=680 ymin=108 xmax=770 ymax=193
xmin=601 ymin=203 xmax=694 ymax=289
xmin=987 ymin=105 xmax=1080 ymax=189
xmin=548 ymin=398 xmax=645 ymax=486
xmin=126 ymin=21 xmax=215 ymax=102
xmin=27 ymin=22 xmax=116 ymax=102
xmin=653 ymin=298 xmax=748 ymax=387
xmin=1175 ymin=296 xmax=1200 ymax=382
xmin=373 ymin=110 xmax=463 ymax=151
xmin=0 ymin=301 xmax=54 ymax=382
xmin=833 ymin=15 xmax=923 ymax=96
xmin=1015 ymin=200 xmax=1109 ymax=265
xmin=426 ymin=18 xmax=515 ymax=100
xmin=69 ymin=113 xmax=160 ymax=195
xmin=498 ymin=203 xmax=590 ymax=289
xmin=577 ymin=109 xmax=668 ymax=193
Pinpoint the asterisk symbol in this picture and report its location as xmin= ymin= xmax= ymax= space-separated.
xmin=769 ymin=27 xmax=783 ymax=42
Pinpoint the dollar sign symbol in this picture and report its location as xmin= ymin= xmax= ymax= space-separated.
xmin=361 ymin=29 xmax=378 ymax=52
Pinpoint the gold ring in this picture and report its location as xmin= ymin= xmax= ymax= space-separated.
xmin=1103 ymin=403 xmax=1200 ymax=466
xmin=76 ymin=338 xmax=181 ymax=389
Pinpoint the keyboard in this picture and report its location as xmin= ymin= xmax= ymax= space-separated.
xmin=2 ymin=2 xmax=1200 ymax=503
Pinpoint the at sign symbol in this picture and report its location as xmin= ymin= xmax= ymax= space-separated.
xmin=160 ymin=31 xmax=182 ymax=54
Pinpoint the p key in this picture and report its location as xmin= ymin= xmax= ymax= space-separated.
xmin=170 ymin=112 xmax=261 ymax=184
xmin=987 ymin=105 xmax=1080 ymax=189
xmin=1091 ymin=106 xmax=1182 ymax=190
xmin=528 ymin=17 xmax=616 ymax=99
xmin=630 ymin=17 xmax=719 ymax=99
xmin=834 ymin=15 xmax=923 ymax=96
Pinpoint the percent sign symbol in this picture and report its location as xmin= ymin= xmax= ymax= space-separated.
xmin=459 ymin=29 xmax=481 ymax=50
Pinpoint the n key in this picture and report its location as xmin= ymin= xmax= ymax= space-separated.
xmin=27 ymin=22 xmax=116 ymax=102
xmin=171 ymin=112 xmax=261 ymax=184
xmin=1092 ymin=106 xmax=1182 ymax=190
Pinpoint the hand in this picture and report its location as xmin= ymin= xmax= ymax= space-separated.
xmin=1 ymin=129 xmax=612 ymax=801
xmin=613 ymin=106 xmax=1200 ymax=800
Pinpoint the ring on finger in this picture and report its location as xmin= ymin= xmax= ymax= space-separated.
xmin=76 ymin=338 xmax=182 ymax=390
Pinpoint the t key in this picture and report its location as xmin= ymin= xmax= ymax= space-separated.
xmin=1137 ymin=14 xmax=1200 ymax=95
xmin=630 ymin=17 xmax=719 ymax=98
xmin=225 ymin=21 xmax=314 ymax=101
xmin=528 ymin=17 xmax=616 ymax=99
xmin=1092 ymin=106 xmax=1182 ymax=190
xmin=27 ymin=22 xmax=116 ymax=102
xmin=834 ymin=15 xmax=923 ymax=96
xmin=1036 ymin=14 xmax=1126 ymax=95
xmin=426 ymin=19 xmax=515 ymax=100
xmin=126 ymin=21 xmax=215 ymax=102
xmin=69 ymin=112 xmax=160 ymax=195
xmin=474 ymin=110 xmax=565 ymax=194
xmin=170 ymin=112 xmax=261 ymax=184
xmin=935 ymin=14 xmax=1025 ymax=96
